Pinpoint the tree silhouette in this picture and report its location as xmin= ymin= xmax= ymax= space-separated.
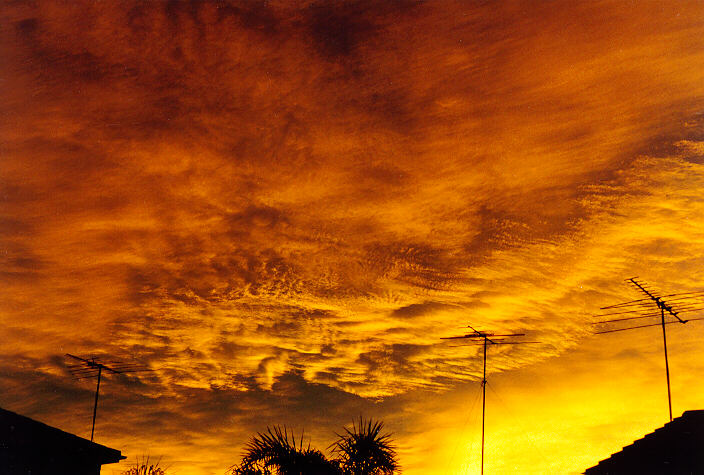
xmin=229 ymin=426 xmax=341 ymax=475
xmin=121 ymin=456 xmax=167 ymax=475
xmin=230 ymin=419 xmax=399 ymax=475
xmin=330 ymin=418 xmax=399 ymax=475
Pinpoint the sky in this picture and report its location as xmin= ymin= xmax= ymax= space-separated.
xmin=1 ymin=1 xmax=704 ymax=473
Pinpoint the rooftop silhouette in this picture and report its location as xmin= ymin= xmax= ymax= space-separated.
xmin=585 ymin=410 xmax=704 ymax=474
xmin=0 ymin=406 xmax=124 ymax=475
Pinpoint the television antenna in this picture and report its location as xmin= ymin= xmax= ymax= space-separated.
xmin=442 ymin=325 xmax=538 ymax=475
xmin=65 ymin=353 xmax=152 ymax=441
xmin=594 ymin=278 xmax=704 ymax=421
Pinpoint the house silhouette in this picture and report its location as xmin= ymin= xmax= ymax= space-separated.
xmin=0 ymin=406 xmax=125 ymax=475
xmin=585 ymin=410 xmax=704 ymax=474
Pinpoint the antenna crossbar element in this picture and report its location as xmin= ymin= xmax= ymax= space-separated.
xmin=597 ymin=308 xmax=658 ymax=317
xmin=65 ymin=354 xmax=151 ymax=441
xmin=594 ymin=309 xmax=704 ymax=325
xmin=442 ymin=325 xmax=538 ymax=475
xmin=628 ymin=278 xmax=684 ymax=323
xmin=600 ymin=291 xmax=704 ymax=310
xmin=450 ymin=341 xmax=541 ymax=347
xmin=595 ymin=316 xmax=704 ymax=334
xmin=595 ymin=279 xmax=704 ymax=422
xmin=66 ymin=353 xmax=124 ymax=374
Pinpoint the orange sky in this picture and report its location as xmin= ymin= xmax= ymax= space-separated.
xmin=2 ymin=1 xmax=704 ymax=474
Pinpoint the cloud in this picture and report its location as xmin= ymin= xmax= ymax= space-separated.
xmin=391 ymin=301 xmax=460 ymax=319
xmin=2 ymin=0 xmax=704 ymax=473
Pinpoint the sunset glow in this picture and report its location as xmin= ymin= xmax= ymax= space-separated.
xmin=2 ymin=1 xmax=704 ymax=474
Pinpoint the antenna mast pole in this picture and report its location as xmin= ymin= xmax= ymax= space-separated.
xmin=91 ymin=365 xmax=102 ymax=441
xmin=441 ymin=326 xmax=537 ymax=474
xmin=481 ymin=335 xmax=487 ymax=475
xmin=65 ymin=353 xmax=152 ymax=441
xmin=595 ymin=279 xmax=704 ymax=423
xmin=628 ymin=278 xmax=678 ymax=422
xmin=660 ymin=305 xmax=673 ymax=421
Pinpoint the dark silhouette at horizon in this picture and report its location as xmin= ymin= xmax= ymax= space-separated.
xmin=0 ymin=406 xmax=124 ymax=475
xmin=585 ymin=410 xmax=704 ymax=474
xmin=229 ymin=417 xmax=398 ymax=475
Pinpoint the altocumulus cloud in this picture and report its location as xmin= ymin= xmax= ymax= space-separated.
xmin=2 ymin=1 xmax=704 ymax=474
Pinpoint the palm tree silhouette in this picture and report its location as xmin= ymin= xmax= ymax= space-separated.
xmin=330 ymin=418 xmax=399 ymax=475
xmin=229 ymin=426 xmax=341 ymax=475
xmin=121 ymin=456 xmax=167 ymax=475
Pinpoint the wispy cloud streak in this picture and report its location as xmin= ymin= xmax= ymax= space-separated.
xmin=2 ymin=1 xmax=704 ymax=473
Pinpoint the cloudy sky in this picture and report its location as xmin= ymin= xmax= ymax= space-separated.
xmin=2 ymin=1 xmax=704 ymax=473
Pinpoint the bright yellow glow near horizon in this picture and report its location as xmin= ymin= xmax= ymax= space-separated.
xmin=2 ymin=1 xmax=704 ymax=474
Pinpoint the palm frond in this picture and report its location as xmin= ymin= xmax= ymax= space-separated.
xmin=121 ymin=455 xmax=167 ymax=475
xmin=230 ymin=426 xmax=341 ymax=475
xmin=330 ymin=417 xmax=399 ymax=475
